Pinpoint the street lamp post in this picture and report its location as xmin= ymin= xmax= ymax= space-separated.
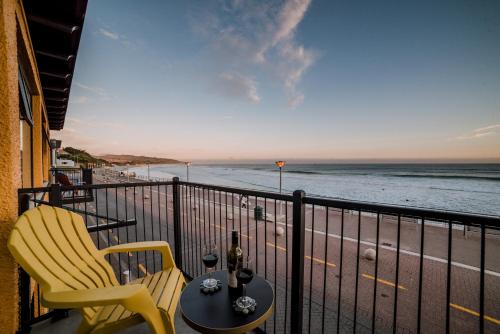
xmin=147 ymin=163 xmax=150 ymax=181
xmin=186 ymin=162 xmax=191 ymax=182
xmin=275 ymin=161 xmax=286 ymax=219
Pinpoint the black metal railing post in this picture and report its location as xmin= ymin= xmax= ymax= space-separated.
xmin=17 ymin=194 xmax=32 ymax=334
xmin=49 ymin=184 xmax=62 ymax=207
xmin=82 ymin=168 xmax=93 ymax=185
xmin=291 ymin=190 xmax=306 ymax=334
xmin=172 ymin=177 xmax=183 ymax=269
xmin=46 ymin=184 xmax=69 ymax=322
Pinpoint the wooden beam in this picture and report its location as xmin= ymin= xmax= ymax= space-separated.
xmin=27 ymin=14 xmax=79 ymax=34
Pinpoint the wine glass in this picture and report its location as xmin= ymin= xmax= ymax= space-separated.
xmin=202 ymin=242 xmax=218 ymax=289
xmin=236 ymin=256 xmax=255 ymax=310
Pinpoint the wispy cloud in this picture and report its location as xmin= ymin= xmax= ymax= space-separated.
xmin=217 ymin=72 xmax=260 ymax=103
xmin=74 ymin=82 xmax=107 ymax=97
xmin=473 ymin=123 xmax=500 ymax=133
xmin=71 ymin=96 xmax=89 ymax=104
xmin=66 ymin=117 xmax=128 ymax=130
xmin=452 ymin=123 xmax=500 ymax=140
xmin=98 ymin=27 xmax=134 ymax=48
xmin=455 ymin=132 xmax=495 ymax=140
xmin=99 ymin=28 xmax=119 ymax=40
xmin=191 ymin=0 xmax=317 ymax=108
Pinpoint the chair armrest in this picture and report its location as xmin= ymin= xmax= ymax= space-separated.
xmin=43 ymin=285 xmax=147 ymax=308
xmin=101 ymin=241 xmax=175 ymax=270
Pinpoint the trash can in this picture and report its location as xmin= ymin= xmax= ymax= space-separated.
xmin=254 ymin=206 xmax=263 ymax=220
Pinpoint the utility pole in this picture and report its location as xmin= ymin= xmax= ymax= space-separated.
xmin=186 ymin=162 xmax=191 ymax=182
xmin=275 ymin=161 xmax=286 ymax=219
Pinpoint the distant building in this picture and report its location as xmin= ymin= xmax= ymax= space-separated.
xmin=56 ymin=159 xmax=75 ymax=167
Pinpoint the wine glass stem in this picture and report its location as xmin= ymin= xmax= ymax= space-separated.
xmin=242 ymin=284 xmax=246 ymax=297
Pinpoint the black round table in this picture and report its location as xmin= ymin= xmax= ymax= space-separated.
xmin=180 ymin=270 xmax=274 ymax=334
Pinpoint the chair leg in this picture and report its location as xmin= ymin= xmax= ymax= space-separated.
xmin=123 ymin=288 xmax=168 ymax=334
xmin=165 ymin=314 xmax=176 ymax=334
xmin=140 ymin=311 xmax=167 ymax=334
xmin=76 ymin=319 xmax=93 ymax=334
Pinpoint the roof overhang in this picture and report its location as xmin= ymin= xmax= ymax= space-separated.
xmin=23 ymin=0 xmax=88 ymax=130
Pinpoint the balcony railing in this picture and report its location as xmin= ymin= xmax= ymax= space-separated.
xmin=17 ymin=179 xmax=500 ymax=334
xmin=50 ymin=167 xmax=93 ymax=186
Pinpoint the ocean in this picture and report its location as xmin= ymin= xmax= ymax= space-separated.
xmin=129 ymin=163 xmax=500 ymax=216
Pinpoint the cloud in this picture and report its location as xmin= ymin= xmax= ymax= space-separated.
xmin=455 ymin=132 xmax=495 ymax=140
xmin=72 ymin=82 xmax=113 ymax=104
xmin=277 ymin=0 xmax=311 ymax=39
xmin=453 ymin=123 xmax=500 ymax=140
xmin=70 ymin=96 xmax=89 ymax=104
xmin=99 ymin=28 xmax=119 ymax=40
xmin=98 ymin=27 xmax=134 ymax=48
xmin=191 ymin=0 xmax=317 ymax=108
xmin=473 ymin=123 xmax=500 ymax=133
xmin=74 ymin=82 xmax=107 ymax=96
xmin=279 ymin=40 xmax=316 ymax=108
xmin=217 ymin=72 xmax=260 ymax=103
xmin=288 ymin=92 xmax=304 ymax=108
xmin=65 ymin=117 xmax=128 ymax=130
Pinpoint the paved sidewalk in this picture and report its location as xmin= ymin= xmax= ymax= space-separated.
xmin=84 ymin=171 xmax=500 ymax=333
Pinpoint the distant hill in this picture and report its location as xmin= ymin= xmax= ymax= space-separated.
xmin=98 ymin=154 xmax=183 ymax=166
xmin=60 ymin=147 xmax=108 ymax=165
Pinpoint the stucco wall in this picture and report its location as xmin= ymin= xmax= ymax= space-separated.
xmin=0 ymin=0 xmax=21 ymax=332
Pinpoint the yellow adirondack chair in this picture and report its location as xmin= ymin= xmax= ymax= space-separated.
xmin=8 ymin=205 xmax=186 ymax=334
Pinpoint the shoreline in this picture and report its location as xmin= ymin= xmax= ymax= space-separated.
xmin=96 ymin=164 xmax=500 ymax=217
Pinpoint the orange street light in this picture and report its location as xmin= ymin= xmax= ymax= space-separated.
xmin=275 ymin=161 xmax=286 ymax=193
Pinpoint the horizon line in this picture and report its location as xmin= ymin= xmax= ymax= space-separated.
xmin=174 ymin=158 xmax=500 ymax=164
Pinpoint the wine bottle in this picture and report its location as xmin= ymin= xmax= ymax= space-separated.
xmin=227 ymin=230 xmax=243 ymax=290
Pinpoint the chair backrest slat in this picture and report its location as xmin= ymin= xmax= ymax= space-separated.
xmin=52 ymin=207 xmax=118 ymax=286
xmin=8 ymin=206 xmax=119 ymax=294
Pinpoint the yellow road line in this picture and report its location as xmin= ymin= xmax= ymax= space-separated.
xmin=266 ymin=242 xmax=336 ymax=267
xmin=103 ymin=221 xmax=500 ymax=327
xmin=267 ymin=242 xmax=287 ymax=252
xmin=305 ymin=255 xmax=336 ymax=268
xmin=362 ymin=273 xmax=406 ymax=290
xmin=450 ymin=303 xmax=500 ymax=326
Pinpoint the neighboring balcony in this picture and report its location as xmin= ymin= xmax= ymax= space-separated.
xmin=50 ymin=167 xmax=93 ymax=186
xmin=18 ymin=170 xmax=500 ymax=334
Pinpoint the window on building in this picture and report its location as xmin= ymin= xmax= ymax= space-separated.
xmin=19 ymin=65 xmax=33 ymax=188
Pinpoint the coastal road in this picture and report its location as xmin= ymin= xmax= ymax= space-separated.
xmin=68 ymin=174 xmax=500 ymax=333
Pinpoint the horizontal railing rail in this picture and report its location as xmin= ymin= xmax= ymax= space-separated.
xmin=178 ymin=180 xmax=294 ymax=201
xmin=16 ymin=179 xmax=500 ymax=334
xmin=33 ymin=198 xmax=137 ymax=229
xmin=304 ymin=196 xmax=500 ymax=228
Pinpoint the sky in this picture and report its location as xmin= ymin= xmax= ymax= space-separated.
xmin=51 ymin=0 xmax=500 ymax=162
